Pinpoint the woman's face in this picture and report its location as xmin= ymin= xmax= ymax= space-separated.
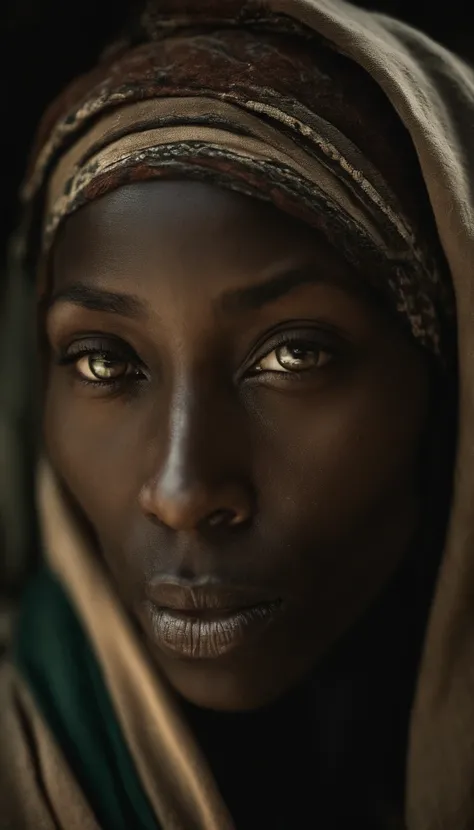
xmin=44 ymin=180 xmax=430 ymax=711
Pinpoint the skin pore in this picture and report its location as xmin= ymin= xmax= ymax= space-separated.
xmin=43 ymin=180 xmax=430 ymax=713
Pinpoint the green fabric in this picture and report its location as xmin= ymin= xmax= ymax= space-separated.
xmin=13 ymin=565 xmax=160 ymax=830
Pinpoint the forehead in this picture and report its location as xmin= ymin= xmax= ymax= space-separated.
xmin=52 ymin=179 xmax=361 ymax=295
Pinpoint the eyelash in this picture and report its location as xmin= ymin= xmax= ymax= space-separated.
xmin=57 ymin=327 xmax=341 ymax=391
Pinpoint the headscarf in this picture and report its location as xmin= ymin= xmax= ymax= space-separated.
xmin=2 ymin=1 xmax=474 ymax=829
xmin=22 ymin=0 xmax=455 ymax=362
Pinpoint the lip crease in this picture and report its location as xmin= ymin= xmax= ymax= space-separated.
xmin=142 ymin=579 xmax=283 ymax=660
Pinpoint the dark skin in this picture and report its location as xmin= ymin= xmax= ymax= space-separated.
xmin=44 ymin=180 xmax=430 ymax=719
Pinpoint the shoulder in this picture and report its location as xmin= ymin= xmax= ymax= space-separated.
xmin=0 ymin=659 xmax=99 ymax=830
xmin=0 ymin=659 xmax=54 ymax=829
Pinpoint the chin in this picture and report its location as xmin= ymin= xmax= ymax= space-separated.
xmin=156 ymin=652 xmax=299 ymax=712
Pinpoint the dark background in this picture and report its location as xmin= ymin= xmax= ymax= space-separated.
xmin=1 ymin=0 xmax=473 ymax=265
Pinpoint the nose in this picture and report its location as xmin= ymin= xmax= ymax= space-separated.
xmin=138 ymin=385 xmax=253 ymax=533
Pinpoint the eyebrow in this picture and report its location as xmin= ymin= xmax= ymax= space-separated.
xmin=46 ymin=284 xmax=147 ymax=318
xmin=45 ymin=267 xmax=357 ymax=320
xmin=218 ymin=268 xmax=333 ymax=314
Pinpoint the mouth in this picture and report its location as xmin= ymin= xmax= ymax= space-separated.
xmin=142 ymin=580 xmax=283 ymax=660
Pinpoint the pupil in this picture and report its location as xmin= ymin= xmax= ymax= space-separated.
xmin=92 ymin=357 xmax=116 ymax=376
xmin=289 ymin=345 xmax=306 ymax=357
xmin=277 ymin=343 xmax=319 ymax=370
xmin=286 ymin=343 xmax=311 ymax=362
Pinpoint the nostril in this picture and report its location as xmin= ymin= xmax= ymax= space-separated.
xmin=204 ymin=508 xmax=250 ymax=530
xmin=206 ymin=508 xmax=238 ymax=528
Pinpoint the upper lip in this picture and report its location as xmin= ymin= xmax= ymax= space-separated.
xmin=145 ymin=578 xmax=279 ymax=613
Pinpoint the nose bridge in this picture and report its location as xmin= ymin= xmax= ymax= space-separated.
xmin=161 ymin=379 xmax=211 ymax=496
xmin=139 ymin=372 xmax=252 ymax=531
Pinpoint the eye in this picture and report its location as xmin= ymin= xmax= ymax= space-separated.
xmin=76 ymin=353 xmax=134 ymax=382
xmin=57 ymin=338 xmax=147 ymax=387
xmin=254 ymin=340 xmax=332 ymax=374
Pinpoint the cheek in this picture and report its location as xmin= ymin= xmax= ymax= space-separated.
xmin=244 ymin=365 xmax=430 ymax=654
xmin=249 ymin=365 xmax=428 ymax=554
xmin=43 ymin=378 xmax=146 ymax=533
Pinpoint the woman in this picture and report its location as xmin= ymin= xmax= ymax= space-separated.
xmin=1 ymin=0 xmax=473 ymax=827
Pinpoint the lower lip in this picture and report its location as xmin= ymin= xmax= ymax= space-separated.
xmin=144 ymin=600 xmax=283 ymax=660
